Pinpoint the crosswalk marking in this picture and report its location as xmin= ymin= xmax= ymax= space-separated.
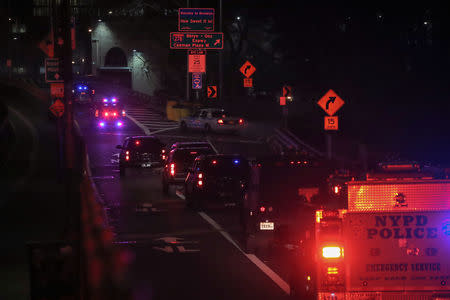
xmin=126 ymin=105 xmax=178 ymax=133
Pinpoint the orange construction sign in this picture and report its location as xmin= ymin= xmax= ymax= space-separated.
xmin=49 ymin=99 xmax=64 ymax=117
xmin=240 ymin=61 xmax=256 ymax=78
xmin=317 ymin=89 xmax=345 ymax=116
xmin=279 ymin=97 xmax=286 ymax=106
xmin=207 ymin=86 xmax=217 ymax=98
xmin=324 ymin=116 xmax=338 ymax=130
xmin=243 ymin=78 xmax=253 ymax=88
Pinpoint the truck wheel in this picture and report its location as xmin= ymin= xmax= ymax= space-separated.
xmin=162 ymin=179 xmax=169 ymax=194
xmin=180 ymin=121 xmax=187 ymax=133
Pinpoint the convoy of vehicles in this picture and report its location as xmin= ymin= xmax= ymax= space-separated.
xmin=179 ymin=108 xmax=246 ymax=133
xmin=72 ymin=83 xmax=94 ymax=104
xmin=112 ymin=101 xmax=450 ymax=300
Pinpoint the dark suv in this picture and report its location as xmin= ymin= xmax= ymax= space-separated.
xmin=116 ymin=136 xmax=164 ymax=176
xmin=162 ymin=147 xmax=215 ymax=194
xmin=184 ymin=154 xmax=250 ymax=210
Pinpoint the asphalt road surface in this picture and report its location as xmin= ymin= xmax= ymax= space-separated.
xmin=75 ymin=104 xmax=297 ymax=300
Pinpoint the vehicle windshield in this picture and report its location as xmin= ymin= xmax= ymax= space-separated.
xmin=173 ymin=148 xmax=215 ymax=165
xmin=212 ymin=110 xmax=229 ymax=118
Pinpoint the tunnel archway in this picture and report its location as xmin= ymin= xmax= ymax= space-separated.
xmin=104 ymin=47 xmax=127 ymax=67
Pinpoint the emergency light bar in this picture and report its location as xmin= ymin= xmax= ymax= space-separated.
xmin=348 ymin=180 xmax=450 ymax=212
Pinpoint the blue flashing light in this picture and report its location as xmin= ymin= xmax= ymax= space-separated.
xmin=103 ymin=98 xmax=108 ymax=103
xmin=78 ymin=86 xmax=82 ymax=90
xmin=83 ymin=86 xmax=87 ymax=90
xmin=112 ymin=98 xmax=117 ymax=103
xmin=233 ymin=159 xmax=240 ymax=165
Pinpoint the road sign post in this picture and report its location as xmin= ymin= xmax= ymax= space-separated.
xmin=317 ymin=89 xmax=345 ymax=160
xmin=243 ymin=78 xmax=253 ymax=88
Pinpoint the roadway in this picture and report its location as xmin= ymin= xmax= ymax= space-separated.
xmin=74 ymin=104 xmax=297 ymax=299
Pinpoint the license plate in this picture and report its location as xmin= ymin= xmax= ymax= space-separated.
xmin=81 ymin=92 xmax=86 ymax=95
xmin=141 ymin=163 xmax=151 ymax=168
xmin=260 ymin=222 xmax=274 ymax=230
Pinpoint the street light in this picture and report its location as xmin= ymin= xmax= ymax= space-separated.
xmin=108 ymin=11 xmax=113 ymax=15
xmin=236 ymin=16 xmax=241 ymax=20
xmin=98 ymin=19 xmax=102 ymax=22
xmin=88 ymin=28 xmax=92 ymax=33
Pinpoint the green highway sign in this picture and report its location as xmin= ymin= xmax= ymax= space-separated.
xmin=170 ymin=32 xmax=223 ymax=50
xmin=179 ymin=8 xmax=214 ymax=31
xmin=45 ymin=58 xmax=63 ymax=83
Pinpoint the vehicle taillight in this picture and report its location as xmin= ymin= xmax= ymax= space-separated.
xmin=92 ymin=89 xmax=95 ymax=94
xmin=113 ymin=112 xmax=117 ymax=117
xmin=322 ymin=246 xmax=342 ymax=259
xmin=333 ymin=185 xmax=341 ymax=195
xmin=122 ymin=110 xmax=126 ymax=117
xmin=104 ymin=112 xmax=108 ymax=117
xmin=95 ymin=110 xmax=98 ymax=117
xmin=217 ymin=119 xmax=224 ymax=125
xmin=327 ymin=267 xmax=339 ymax=275
xmin=212 ymin=160 xmax=217 ymax=165
xmin=197 ymin=173 xmax=203 ymax=187
xmin=125 ymin=150 xmax=130 ymax=161
xmin=135 ymin=140 xmax=140 ymax=145
xmin=260 ymin=206 xmax=266 ymax=212
xmin=239 ymin=118 xmax=244 ymax=125
xmin=162 ymin=155 xmax=166 ymax=160
xmin=170 ymin=163 xmax=175 ymax=176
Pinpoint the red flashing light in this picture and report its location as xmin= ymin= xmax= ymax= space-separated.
xmin=197 ymin=173 xmax=204 ymax=187
xmin=125 ymin=155 xmax=129 ymax=161
xmin=122 ymin=110 xmax=126 ymax=117
xmin=161 ymin=149 xmax=166 ymax=154
xmin=333 ymin=185 xmax=341 ymax=195
xmin=212 ymin=160 xmax=217 ymax=165
xmin=217 ymin=119 xmax=224 ymax=125
xmin=113 ymin=112 xmax=117 ymax=116
xmin=135 ymin=140 xmax=140 ymax=145
xmin=170 ymin=163 xmax=175 ymax=176
xmin=95 ymin=110 xmax=98 ymax=117
xmin=290 ymin=161 xmax=294 ymax=165
xmin=260 ymin=206 xmax=266 ymax=212
xmin=92 ymin=89 xmax=95 ymax=94
xmin=104 ymin=112 xmax=109 ymax=117
xmin=239 ymin=118 xmax=244 ymax=125
xmin=322 ymin=246 xmax=342 ymax=259
xmin=162 ymin=155 xmax=166 ymax=160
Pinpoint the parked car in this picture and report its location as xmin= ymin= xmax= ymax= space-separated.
xmin=116 ymin=136 xmax=165 ymax=176
xmin=180 ymin=108 xmax=246 ymax=133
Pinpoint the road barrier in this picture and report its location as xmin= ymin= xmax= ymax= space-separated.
xmin=75 ymin=122 xmax=131 ymax=300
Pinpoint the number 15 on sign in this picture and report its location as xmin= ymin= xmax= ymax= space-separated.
xmin=324 ymin=116 xmax=338 ymax=130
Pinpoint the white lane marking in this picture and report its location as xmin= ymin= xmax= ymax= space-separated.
xmin=206 ymin=138 xmax=219 ymax=154
xmin=8 ymin=106 xmax=39 ymax=188
xmin=197 ymin=211 xmax=290 ymax=295
xmin=149 ymin=126 xmax=179 ymax=135
xmin=173 ymin=191 xmax=290 ymax=294
xmin=126 ymin=114 xmax=150 ymax=135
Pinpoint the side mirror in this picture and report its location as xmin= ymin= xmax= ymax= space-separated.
xmin=116 ymin=145 xmax=122 ymax=149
